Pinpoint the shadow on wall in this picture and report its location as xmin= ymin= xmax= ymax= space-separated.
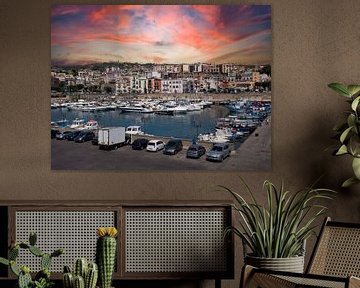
xmin=295 ymin=110 xmax=360 ymax=221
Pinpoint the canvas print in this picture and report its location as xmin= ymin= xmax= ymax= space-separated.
xmin=51 ymin=5 xmax=272 ymax=170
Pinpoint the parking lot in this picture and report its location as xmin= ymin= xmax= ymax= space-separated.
xmin=51 ymin=118 xmax=271 ymax=171
xmin=51 ymin=139 xmax=235 ymax=170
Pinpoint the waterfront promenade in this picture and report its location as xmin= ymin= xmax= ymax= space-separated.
xmin=224 ymin=117 xmax=271 ymax=171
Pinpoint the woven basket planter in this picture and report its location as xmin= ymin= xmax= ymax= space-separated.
xmin=245 ymin=254 xmax=305 ymax=273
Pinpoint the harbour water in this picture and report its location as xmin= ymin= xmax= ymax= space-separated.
xmin=51 ymin=105 xmax=230 ymax=140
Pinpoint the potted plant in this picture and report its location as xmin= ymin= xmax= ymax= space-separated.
xmin=0 ymin=232 xmax=63 ymax=288
xmin=328 ymin=83 xmax=360 ymax=187
xmin=222 ymin=179 xmax=334 ymax=273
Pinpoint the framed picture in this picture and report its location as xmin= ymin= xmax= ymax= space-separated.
xmin=51 ymin=4 xmax=271 ymax=171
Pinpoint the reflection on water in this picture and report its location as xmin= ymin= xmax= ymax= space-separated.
xmin=51 ymin=106 xmax=229 ymax=140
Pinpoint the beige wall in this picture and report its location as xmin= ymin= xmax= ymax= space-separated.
xmin=1 ymin=0 xmax=360 ymax=287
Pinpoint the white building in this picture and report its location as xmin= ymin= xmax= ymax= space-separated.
xmin=161 ymin=79 xmax=183 ymax=93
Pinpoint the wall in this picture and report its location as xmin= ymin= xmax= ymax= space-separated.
xmin=0 ymin=0 xmax=360 ymax=287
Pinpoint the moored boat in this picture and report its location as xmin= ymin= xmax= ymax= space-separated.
xmin=69 ymin=118 xmax=85 ymax=129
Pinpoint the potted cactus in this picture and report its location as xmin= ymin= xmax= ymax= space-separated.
xmin=0 ymin=232 xmax=63 ymax=288
xmin=62 ymin=258 xmax=98 ymax=288
xmin=96 ymin=227 xmax=118 ymax=288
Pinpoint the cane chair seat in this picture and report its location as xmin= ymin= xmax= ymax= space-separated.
xmin=241 ymin=217 xmax=360 ymax=288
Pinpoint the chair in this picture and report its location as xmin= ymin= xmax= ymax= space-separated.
xmin=241 ymin=217 xmax=360 ymax=288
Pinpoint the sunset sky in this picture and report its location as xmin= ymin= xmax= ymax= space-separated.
xmin=51 ymin=5 xmax=271 ymax=66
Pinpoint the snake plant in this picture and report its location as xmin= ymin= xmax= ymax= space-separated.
xmin=222 ymin=178 xmax=335 ymax=258
xmin=328 ymin=83 xmax=360 ymax=187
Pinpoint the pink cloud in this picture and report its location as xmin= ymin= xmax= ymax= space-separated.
xmin=191 ymin=5 xmax=223 ymax=27
xmin=89 ymin=5 xmax=144 ymax=23
xmin=118 ymin=14 xmax=131 ymax=28
xmin=51 ymin=5 xmax=271 ymax=65
xmin=146 ymin=5 xmax=183 ymax=27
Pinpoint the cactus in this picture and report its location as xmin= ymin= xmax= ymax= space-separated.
xmin=74 ymin=258 xmax=88 ymax=279
xmin=63 ymin=265 xmax=72 ymax=273
xmin=51 ymin=248 xmax=64 ymax=258
xmin=96 ymin=227 xmax=118 ymax=288
xmin=0 ymin=257 xmax=9 ymax=266
xmin=73 ymin=275 xmax=85 ymax=288
xmin=29 ymin=232 xmax=37 ymax=246
xmin=0 ymin=233 xmax=64 ymax=288
xmin=85 ymin=263 xmax=98 ymax=288
xmin=10 ymin=260 xmax=21 ymax=276
xmin=63 ymin=272 xmax=74 ymax=288
xmin=29 ymin=245 xmax=44 ymax=257
xmin=35 ymin=268 xmax=51 ymax=281
xmin=63 ymin=259 xmax=98 ymax=288
xmin=18 ymin=269 xmax=32 ymax=288
xmin=41 ymin=253 xmax=52 ymax=270
xmin=9 ymin=246 xmax=19 ymax=260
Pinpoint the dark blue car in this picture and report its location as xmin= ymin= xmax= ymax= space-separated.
xmin=74 ymin=131 xmax=95 ymax=143
xmin=64 ymin=130 xmax=82 ymax=141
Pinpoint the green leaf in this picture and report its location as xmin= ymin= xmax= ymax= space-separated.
xmin=333 ymin=122 xmax=348 ymax=132
xmin=336 ymin=145 xmax=348 ymax=155
xmin=340 ymin=126 xmax=353 ymax=143
xmin=352 ymin=157 xmax=360 ymax=179
xmin=347 ymin=85 xmax=360 ymax=97
xmin=347 ymin=114 xmax=356 ymax=128
xmin=342 ymin=177 xmax=360 ymax=188
xmin=349 ymin=135 xmax=360 ymax=157
xmin=351 ymin=96 xmax=360 ymax=111
xmin=328 ymin=83 xmax=351 ymax=98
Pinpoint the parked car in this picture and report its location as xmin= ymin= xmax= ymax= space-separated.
xmin=206 ymin=143 xmax=231 ymax=162
xmin=55 ymin=130 xmax=72 ymax=140
xmin=186 ymin=144 xmax=206 ymax=159
xmin=132 ymin=138 xmax=149 ymax=150
xmin=74 ymin=131 xmax=95 ymax=143
xmin=64 ymin=130 xmax=82 ymax=141
xmin=146 ymin=140 xmax=165 ymax=152
xmin=163 ymin=139 xmax=183 ymax=155
xmin=51 ymin=129 xmax=59 ymax=139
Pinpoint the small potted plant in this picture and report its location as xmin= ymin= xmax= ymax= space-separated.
xmin=222 ymin=178 xmax=335 ymax=273
xmin=328 ymin=83 xmax=360 ymax=187
xmin=0 ymin=232 xmax=64 ymax=288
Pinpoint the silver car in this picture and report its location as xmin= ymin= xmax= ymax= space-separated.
xmin=206 ymin=143 xmax=231 ymax=162
xmin=186 ymin=144 xmax=206 ymax=159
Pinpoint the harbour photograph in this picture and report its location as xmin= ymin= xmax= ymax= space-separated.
xmin=51 ymin=4 xmax=272 ymax=170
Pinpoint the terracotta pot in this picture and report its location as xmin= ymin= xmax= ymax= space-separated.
xmin=245 ymin=254 xmax=305 ymax=273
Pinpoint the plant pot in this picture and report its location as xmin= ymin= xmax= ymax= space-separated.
xmin=245 ymin=254 xmax=305 ymax=273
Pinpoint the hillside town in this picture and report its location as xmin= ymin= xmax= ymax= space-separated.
xmin=51 ymin=62 xmax=271 ymax=97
